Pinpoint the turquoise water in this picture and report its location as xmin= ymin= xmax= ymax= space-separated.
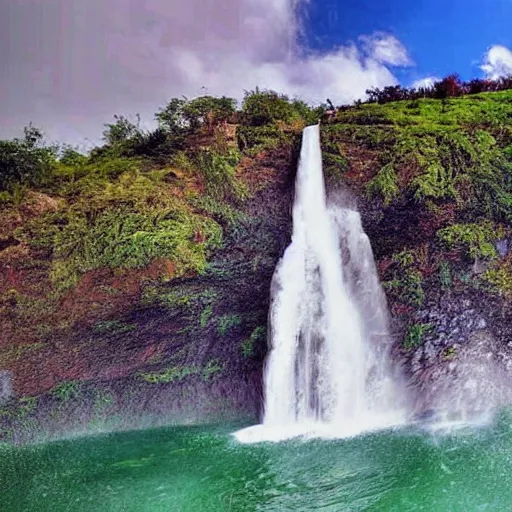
xmin=2 ymin=412 xmax=512 ymax=511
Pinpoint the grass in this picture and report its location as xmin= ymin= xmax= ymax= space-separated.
xmin=324 ymin=90 xmax=512 ymax=222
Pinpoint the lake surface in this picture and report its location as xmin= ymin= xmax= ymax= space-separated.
xmin=2 ymin=411 xmax=512 ymax=511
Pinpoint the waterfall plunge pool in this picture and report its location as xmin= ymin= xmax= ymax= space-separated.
xmin=2 ymin=411 xmax=512 ymax=511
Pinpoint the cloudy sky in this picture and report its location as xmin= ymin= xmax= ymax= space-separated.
xmin=1 ymin=0 xmax=512 ymax=145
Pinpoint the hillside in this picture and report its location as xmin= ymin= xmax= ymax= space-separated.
xmin=2 ymin=88 xmax=512 ymax=441
xmin=323 ymin=90 xmax=512 ymax=413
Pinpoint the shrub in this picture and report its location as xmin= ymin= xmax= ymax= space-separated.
xmin=240 ymin=89 xmax=320 ymax=127
xmin=240 ymin=326 xmax=266 ymax=358
xmin=0 ymin=125 xmax=56 ymax=191
xmin=49 ymin=205 xmax=221 ymax=289
xmin=217 ymin=314 xmax=242 ymax=335
xmin=403 ymin=323 xmax=434 ymax=350
xmin=51 ymin=381 xmax=80 ymax=401
xmin=138 ymin=366 xmax=200 ymax=384
xmin=482 ymin=265 xmax=512 ymax=297
xmin=193 ymin=147 xmax=247 ymax=202
xmin=366 ymin=164 xmax=399 ymax=205
xmin=92 ymin=320 xmax=136 ymax=335
xmin=437 ymin=221 xmax=502 ymax=260
xmin=438 ymin=260 xmax=452 ymax=289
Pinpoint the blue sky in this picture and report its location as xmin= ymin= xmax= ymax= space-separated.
xmin=301 ymin=0 xmax=512 ymax=85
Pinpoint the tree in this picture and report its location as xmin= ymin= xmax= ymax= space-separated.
xmin=182 ymin=96 xmax=237 ymax=130
xmin=59 ymin=145 xmax=88 ymax=166
xmin=0 ymin=124 xmax=55 ymax=191
xmin=102 ymin=114 xmax=141 ymax=145
xmin=434 ymin=75 xmax=464 ymax=99
xmin=155 ymin=98 xmax=187 ymax=133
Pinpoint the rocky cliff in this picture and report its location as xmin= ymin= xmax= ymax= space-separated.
xmin=2 ymin=90 xmax=512 ymax=443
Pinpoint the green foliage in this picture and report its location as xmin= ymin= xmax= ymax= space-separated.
xmin=236 ymin=124 xmax=288 ymax=154
xmin=321 ymin=134 xmax=349 ymax=182
xmin=51 ymin=381 xmax=80 ymax=401
xmin=137 ymin=359 xmax=223 ymax=384
xmin=202 ymin=359 xmax=223 ymax=380
xmin=102 ymin=114 xmax=142 ymax=145
xmin=200 ymin=304 xmax=213 ymax=328
xmin=92 ymin=320 xmax=136 ymax=335
xmin=392 ymin=249 xmax=415 ymax=267
xmin=0 ymin=125 xmax=56 ymax=192
xmin=194 ymin=147 xmax=247 ymax=202
xmin=18 ymin=396 xmax=38 ymax=418
xmin=240 ymin=326 xmax=266 ymax=358
xmin=236 ymin=89 xmax=320 ymax=155
xmin=217 ymin=314 xmax=242 ymax=336
xmin=437 ymin=221 xmax=501 ymax=260
xmin=16 ymin=171 xmax=224 ymax=290
xmin=191 ymin=195 xmax=249 ymax=228
xmin=403 ymin=323 xmax=434 ymax=350
xmin=49 ymin=204 xmax=221 ymax=289
xmin=155 ymin=98 xmax=187 ymax=132
xmin=138 ymin=365 xmax=200 ymax=384
xmin=156 ymin=96 xmax=236 ymax=132
xmin=327 ymin=91 xmax=512 ymax=220
xmin=438 ymin=260 xmax=452 ymax=289
xmin=59 ymin=146 xmax=88 ymax=167
xmin=482 ymin=266 xmax=512 ymax=297
xmin=241 ymin=89 xmax=318 ymax=127
xmin=366 ymin=164 xmax=399 ymax=205
xmin=182 ymin=96 xmax=236 ymax=129
xmin=384 ymin=270 xmax=425 ymax=307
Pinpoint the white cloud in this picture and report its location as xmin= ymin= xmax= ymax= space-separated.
xmin=481 ymin=45 xmax=512 ymax=79
xmin=360 ymin=32 xmax=413 ymax=67
xmin=411 ymin=76 xmax=441 ymax=89
xmin=0 ymin=0 xmax=412 ymax=144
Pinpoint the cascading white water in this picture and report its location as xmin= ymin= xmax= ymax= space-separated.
xmin=235 ymin=125 xmax=406 ymax=443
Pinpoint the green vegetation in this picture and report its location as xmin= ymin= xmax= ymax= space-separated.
xmin=200 ymin=304 xmax=214 ymax=328
xmin=0 ymin=125 xmax=56 ymax=194
xmin=437 ymin=221 xmax=502 ymax=260
xmin=383 ymin=248 xmax=426 ymax=307
xmin=1 ymin=89 xmax=319 ymax=300
xmin=193 ymin=147 xmax=246 ymax=201
xmin=202 ymin=359 xmax=223 ymax=380
xmin=366 ymin=164 xmax=399 ymax=205
xmin=438 ymin=260 xmax=452 ymax=289
xmin=137 ymin=359 xmax=223 ymax=384
xmin=482 ymin=264 xmax=512 ymax=298
xmin=138 ymin=366 xmax=200 ymax=384
xmin=92 ymin=320 xmax=136 ymax=335
xmin=384 ymin=271 xmax=425 ymax=307
xmin=325 ymin=91 xmax=512 ymax=224
xmin=237 ymin=89 xmax=322 ymax=154
xmin=403 ymin=323 xmax=434 ymax=350
xmin=240 ymin=326 xmax=266 ymax=358
xmin=51 ymin=381 xmax=81 ymax=401
xmin=217 ymin=314 xmax=242 ymax=336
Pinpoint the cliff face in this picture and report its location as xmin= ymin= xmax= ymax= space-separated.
xmin=2 ymin=91 xmax=512 ymax=442
xmin=0 ymin=118 xmax=299 ymax=443
xmin=322 ymin=90 xmax=512 ymax=416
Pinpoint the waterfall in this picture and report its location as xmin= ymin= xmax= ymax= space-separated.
xmin=235 ymin=125 xmax=406 ymax=443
